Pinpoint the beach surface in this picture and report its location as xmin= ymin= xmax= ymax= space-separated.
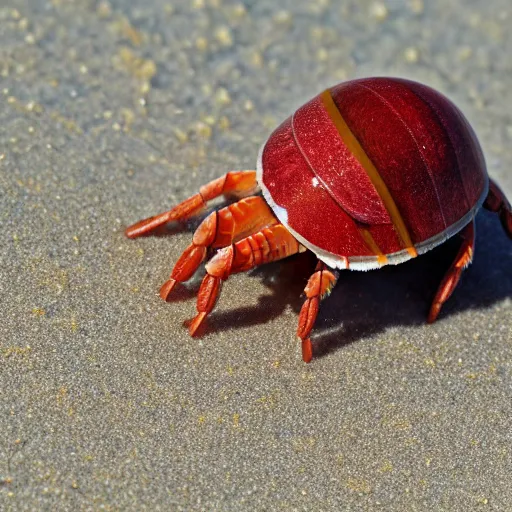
xmin=1 ymin=0 xmax=511 ymax=510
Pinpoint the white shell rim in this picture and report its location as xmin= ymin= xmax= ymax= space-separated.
xmin=256 ymin=141 xmax=489 ymax=271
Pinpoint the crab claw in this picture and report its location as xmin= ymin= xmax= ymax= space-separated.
xmin=301 ymin=339 xmax=313 ymax=363
xmin=160 ymin=279 xmax=178 ymax=301
xmin=189 ymin=274 xmax=223 ymax=336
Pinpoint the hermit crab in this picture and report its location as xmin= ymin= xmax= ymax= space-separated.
xmin=126 ymin=77 xmax=512 ymax=362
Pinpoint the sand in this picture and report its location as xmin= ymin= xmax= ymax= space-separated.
xmin=1 ymin=0 xmax=511 ymax=510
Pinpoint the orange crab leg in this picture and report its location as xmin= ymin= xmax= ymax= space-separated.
xmin=428 ymin=219 xmax=475 ymax=323
xmin=297 ymin=261 xmax=338 ymax=363
xmin=159 ymin=196 xmax=278 ymax=300
xmin=188 ymin=224 xmax=306 ymax=336
xmin=125 ymin=170 xmax=258 ymax=238
xmin=483 ymin=178 xmax=512 ymax=239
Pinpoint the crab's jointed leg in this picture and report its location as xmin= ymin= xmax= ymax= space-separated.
xmin=297 ymin=261 xmax=338 ymax=363
xmin=483 ymin=178 xmax=512 ymax=239
xmin=428 ymin=219 xmax=475 ymax=324
xmin=188 ymin=224 xmax=306 ymax=336
xmin=125 ymin=170 xmax=258 ymax=238
xmin=159 ymin=196 xmax=278 ymax=300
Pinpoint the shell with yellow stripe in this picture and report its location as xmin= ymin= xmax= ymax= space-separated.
xmin=257 ymin=77 xmax=488 ymax=270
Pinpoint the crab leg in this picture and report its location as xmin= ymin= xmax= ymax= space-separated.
xmin=159 ymin=196 xmax=278 ymax=300
xmin=125 ymin=170 xmax=258 ymax=238
xmin=297 ymin=261 xmax=339 ymax=363
xmin=188 ymin=224 xmax=306 ymax=336
xmin=428 ymin=219 xmax=475 ymax=323
xmin=483 ymin=178 xmax=512 ymax=239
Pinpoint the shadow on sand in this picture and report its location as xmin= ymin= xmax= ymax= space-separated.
xmin=145 ymin=209 xmax=512 ymax=359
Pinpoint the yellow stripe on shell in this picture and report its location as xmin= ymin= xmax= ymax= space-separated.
xmin=319 ymin=89 xmax=418 ymax=258
xmin=358 ymin=228 xmax=388 ymax=266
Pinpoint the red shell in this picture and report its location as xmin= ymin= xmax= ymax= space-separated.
xmin=257 ymin=77 xmax=488 ymax=269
